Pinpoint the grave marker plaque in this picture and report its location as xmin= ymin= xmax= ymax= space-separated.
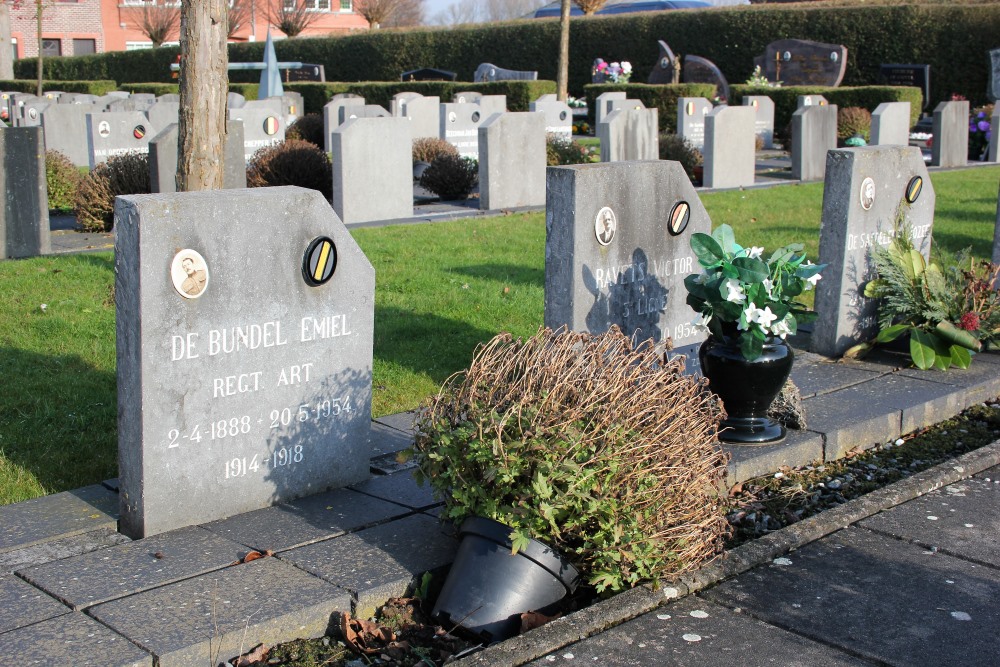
xmin=229 ymin=106 xmax=285 ymax=160
xmin=530 ymin=94 xmax=573 ymax=141
xmin=545 ymin=160 xmax=710 ymax=365
xmin=42 ymin=103 xmax=96 ymax=167
xmin=86 ymin=111 xmax=156 ymax=168
xmin=115 ymin=187 xmax=375 ymax=538
xmin=677 ymin=97 xmax=712 ymax=151
xmin=1 ymin=127 xmax=51 ymax=259
xmin=879 ymin=64 xmax=930 ymax=110
xmin=647 ymin=40 xmax=679 ymax=85
xmin=479 ymin=112 xmax=546 ymax=210
xmin=755 ymin=39 xmax=847 ymax=87
xmin=742 ymin=95 xmax=774 ymax=148
xmin=440 ymin=102 xmax=485 ymax=158
xmin=812 ymin=146 xmax=934 ymax=357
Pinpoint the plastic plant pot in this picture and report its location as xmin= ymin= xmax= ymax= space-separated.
xmin=432 ymin=516 xmax=581 ymax=644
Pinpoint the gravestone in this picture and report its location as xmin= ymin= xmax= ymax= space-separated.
xmin=683 ymin=55 xmax=730 ymax=103
xmin=677 ymin=97 xmax=712 ymax=151
xmin=395 ymin=94 xmax=439 ymax=140
xmin=332 ymin=117 xmax=412 ymax=224
xmin=227 ymin=92 xmax=247 ymax=109
xmin=791 ymin=104 xmax=837 ymax=181
xmin=107 ymin=95 xmax=155 ymax=113
xmin=478 ymin=95 xmax=507 ymax=120
xmin=703 ymin=106 xmax=755 ymax=189
xmin=594 ymin=91 xmax=627 ymax=126
xmin=797 ymin=95 xmax=829 ymax=108
xmin=453 ymin=91 xmax=482 ymax=105
xmin=989 ymin=106 xmax=1000 ymax=162
xmin=870 ymin=102 xmax=911 ymax=147
xmin=742 ymin=95 xmax=775 ymax=148
xmin=401 ymin=67 xmax=457 ymax=82
xmin=229 ymin=106 xmax=285 ymax=160
xmin=545 ymin=160 xmax=710 ymax=363
xmin=755 ymin=39 xmax=848 ymax=87
xmin=86 ymin=111 xmax=156 ymax=168
xmin=0 ymin=127 xmax=50 ymax=259
xmin=58 ymin=93 xmax=99 ymax=106
xmin=931 ymin=100 xmax=969 ymax=168
xmin=19 ymin=99 xmax=49 ymax=127
xmin=647 ymin=40 xmax=680 ymax=85
xmin=42 ymin=91 xmax=63 ymax=102
xmin=149 ymin=121 xmax=247 ymax=194
xmin=598 ymin=108 xmax=659 ymax=162
xmin=474 ymin=63 xmax=537 ymax=82
xmin=0 ymin=93 xmax=14 ymax=124
xmin=339 ymin=104 xmax=389 ymax=124
xmin=157 ymin=93 xmax=180 ymax=103
xmin=322 ymin=97 xmax=364 ymax=152
xmin=989 ymin=49 xmax=1000 ymax=102
xmin=391 ymin=92 xmax=421 ymax=115
xmin=146 ymin=101 xmax=180 ymax=129
xmin=280 ymin=92 xmax=304 ymax=121
xmin=285 ymin=63 xmax=325 ymax=82
xmin=529 ymin=94 xmax=573 ymax=141
xmin=115 ymin=186 xmax=375 ymax=538
xmin=440 ymin=102 xmax=485 ymax=158
xmin=812 ymin=146 xmax=934 ymax=357
xmin=879 ymin=64 xmax=930 ymax=110
xmin=42 ymin=103 xmax=96 ymax=166
xmin=478 ymin=112 xmax=546 ymax=210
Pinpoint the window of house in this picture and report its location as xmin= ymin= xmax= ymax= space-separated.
xmin=41 ymin=39 xmax=62 ymax=57
xmin=10 ymin=38 xmax=16 ymax=61
xmin=287 ymin=0 xmax=331 ymax=10
xmin=340 ymin=0 xmax=351 ymax=10
xmin=73 ymin=39 xmax=96 ymax=56
xmin=125 ymin=42 xmax=154 ymax=51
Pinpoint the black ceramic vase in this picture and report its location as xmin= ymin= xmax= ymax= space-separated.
xmin=699 ymin=335 xmax=793 ymax=444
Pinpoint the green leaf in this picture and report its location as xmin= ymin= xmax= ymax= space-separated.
xmin=690 ymin=233 xmax=724 ymax=267
xmin=712 ymin=224 xmax=736 ymax=254
xmin=740 ymin=332 xmax=763 ymax=361
xmin=935 ymin=321 xmax=982 ymax=352
xmin=909 ymin=329 xmax=937 ymax=370
xmin=683 ymin=273 xmax=707 ymax=299
xmin=949 ymin=345 xmax=972 ymax=369
xmin=932 ymin=335 xmax=952 ymax=370
xmin=863 ymin=279 xmax=889 ymax=298
xmin=876 ymin=323 xmax=911 ymax=343
xmin=510 ymin=530 xmax=531 ymax=555
xmin=730 ymin=257 xmax=769 ymax=284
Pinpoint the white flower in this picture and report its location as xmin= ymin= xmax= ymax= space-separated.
xmin=740 ymin=303 xmax=762 ymax=331
xmin=754 ymin=306 xmax=778 ymax=328
xmin=724 ymin=278 xmax=746 ymax=303
xmin=771 ymin=319 xmax=793 ymax=339
xmin=762 ymin=278 xmax=775 ymax=298
xmin=622 ymin=61 xmax=632 ymax=74
xmin=806 ymin=272 xmax=822 ymax=289
xmin=692 ymin=312 xmax=712 ymax=333
xmin=747 ymin=246 xmax=764 ymax=259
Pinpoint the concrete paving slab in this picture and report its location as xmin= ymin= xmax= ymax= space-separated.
xmin=725 ymin=430 xmax=824 ymax=486
xmin=88 ymin=556 xmax=348 ymax=667
xmin=0 ymin=526 xmax=130 ymax=577
xmin=18 ymin=526 xmax=247 ymax=610
xmin=0 ymin=612 xmax=151 ymax=666
xmin=0 ymin=575 xmax=69 ymax=634
xmin=279 ymin=513 xmax=457 ymax=618
xmin=897 ymin=361 xmax=1000 ymax=410
xmin=703 ymin=526 xmax=1000 ymax=667
xmin=370 ymin=450 xmax=419 ymax=475
xmin=527 ymin=597 xmax=866 ymax=666
xmin=370 ymin=421 xmax=415 ymax=457
xmin=788 ymin=358 xmax=882 ymax=399
xmin=0 ymin=485 xmax=118 ymax=555
xmin=202 ymin=488 xmax=410 ymax=552
xmin=374 ymin=411 xmax=417 ymax=434
xmin=47 ymin=229 xmax=114 ymax=255
xmin=349 ymin=470 xmax=440 ymax=510
xmin=860 ymin=476 xmax=1000 ymax=567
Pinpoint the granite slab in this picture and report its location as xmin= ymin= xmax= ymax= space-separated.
xmin=88 ymin=556 xmax=348 ymax=667
xmin=0 ymin=612 xmax=151 ymax=666
xmin=0 ymin=575 xmax=69 ymax=634
xmin=370 ymin=421 xmax=416 ymax=457
xmin=349 ymin=470 xmax=440 ymax=511
xmin=374 ymin=411 xmax=417 ymax=434
xmin=0 ymin=526 xmax=129 ymax=577
xmin=788 ymin=357 xmax=882 ymax=399
xmin=725 ymin=429 xmax=824 ymax=486
xmin=0 ymin=485 xmax=118 ymax=555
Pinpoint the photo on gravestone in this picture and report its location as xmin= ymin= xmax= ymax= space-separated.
xmin=115 ymin=187 xmax=375 ymax=538
xmin=811 ymin=146 xmax=934 ymax=358
xmin=545 ymin=161 xmax=710 ymax=368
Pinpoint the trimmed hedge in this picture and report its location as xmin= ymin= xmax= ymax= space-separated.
xmin=584 ymin=83 xmax=716 ymax=133
xmin=0 ymin=79 xmax=118 ymax=95
xmin=286 ymin=80 xmax=555 ymax=114
xmin=13 ymin=4 xmax=1000 ymax=105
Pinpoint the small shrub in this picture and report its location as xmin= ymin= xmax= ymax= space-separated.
xmin=412 ymin=137 xmax=458 ymax=164
xmin=658 ymin=133 xmax=702 ymax=181
xmin=45 ymin=150 xmax=82 ymax=213
xmin=546 ymin=135 xmax=597 ymax=166
xmin=286 ymin=114 xmax=325 ymax=149
xmin=74 ymin=152 xmax=150 ymax=232
xmin=419 ymin=154 xmax=478 ymax=201
xmin=247 ymin=139 xmax=332 ymax=201
xmin=838 ymin=106 xmax=872 ymax=142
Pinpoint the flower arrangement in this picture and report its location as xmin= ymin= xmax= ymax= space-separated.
xmin=592 ymin=58 xmax=632 ymax=84
xmin=685 ymin=225 xmax=824 ymax=361
xmin=745 ymin=65 xmax=781 ymax=88
xmin=566 ymin=96 xmax=587 ymax=109
xmin=571 ymin=121 xmax=591 ymax=136
xmin=968 ymin=107 xmax=993 ymax=161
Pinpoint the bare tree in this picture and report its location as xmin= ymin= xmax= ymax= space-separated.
xmin=123 ymin=1 xmax=181 ymax=48
xmin=227 ymin=0 xmax=253 ymax=38
xmin=269 ymin=0 xmax=322 ymax=38
xmin=355 ymin=0 xmax=422 ymax=29
xmin=382 ymin=0 xmax=423 ymax=28
xmin=0 ymin=1 xmax=16 ymax=80
xmin=573 ymin=0 xmax=605 ymax=15
xmin=557 ymin=0 xmax=569 ymax=101
xmin=177 ymin=0 xmax=228 ymax=191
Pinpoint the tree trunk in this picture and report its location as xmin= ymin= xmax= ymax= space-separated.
xmin=177 ymin=0 xmax=229 ymax=191
xmin=556 ymin=0 xmax=570 ymax=101
xmin=0 ymin=3 xmax=14 ymax=81
xmin=35 ymin=0 xmax=43 ymax=96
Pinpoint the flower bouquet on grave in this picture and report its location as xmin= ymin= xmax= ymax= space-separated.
xmin=592 ymin=59 xmax=632 ymax=84
xmin=968 ymin=106 xmax=993 ymax=161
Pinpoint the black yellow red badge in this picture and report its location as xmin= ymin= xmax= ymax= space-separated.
xmin=905 ymin=176 xmax=923 ymax=203
xmin=133 ymin=125 xmax=146 ymax=140
xmin=668 ymin=201 xmax=690 ymax=236
xmin=263 ymin=116 xmax=279 ymax=136
xmin=303 ymin=237 xmax=336 ymax=286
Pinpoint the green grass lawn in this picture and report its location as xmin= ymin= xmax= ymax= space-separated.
xmin=1 ymin=166 xmax=998 ymax=504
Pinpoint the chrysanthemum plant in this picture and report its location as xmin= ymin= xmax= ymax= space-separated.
xmin=684 ymin=224 xmax=825 ymax=361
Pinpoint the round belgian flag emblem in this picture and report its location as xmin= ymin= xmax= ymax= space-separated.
xmin=905 ymin=176 xmax=923 ymax=204
xmin=668 ymin=201 xmax=690 ymax=236
xmin=303 ymin=237 xmax=337 ymax=287
xmin=133 ymin=125 xmax=146 ymax=140
xmin=263 ymin=116 xmax=280 ymax=136
xmin=685 ymin=101 xmax=695 ymax=116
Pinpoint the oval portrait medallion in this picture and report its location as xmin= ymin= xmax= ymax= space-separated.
xmin=859 ymin=177 xmax=876 ymax=211
xmin=171 ymin=249 xmax=210 ymax=299
xmin=595 ymin=207 xmax=617 ymax=246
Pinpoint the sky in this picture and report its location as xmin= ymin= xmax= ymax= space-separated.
xmin=424 ymin=0 xmax=460 ymax=19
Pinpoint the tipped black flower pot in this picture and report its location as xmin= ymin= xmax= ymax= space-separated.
xmin=432 ymin=517 xmax=581 ymax=644
xmin=699 ymin=335 xmax=793 ymax=444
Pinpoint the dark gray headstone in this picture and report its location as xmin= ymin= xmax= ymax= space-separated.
xmin=529 ymin=94 xmax=573 ymax=141
xmin=989 ymin=49 xmax=1000 ymax=102
xmin=1 ymin=127 xmax=51 ymax=259
xmin=106 ymin=97 xmax=154 ymax=113
xmin=19 ymin=100 xmax=49 ymax=127
xmin=756 ymin=39 xmax=848 ymax=87
xmin=879 ymin=64 xmax=930 ymax=110
xmin=647 ymin=40 xmax=679 ymax=85
xmin=332 ymin=117 xmax=412 ymax=224
xmin=683 ymin=55 xmax=730 ymax=103
xmin=931 ymin=100 xmax=969 ymax=168
xmin=474 ymin=62 xmax=538 ymax=82
xmin=86 ymin=111 xmax=156 ymax=168
xmin=544 ymin=160 xmax=710 ymax=361
xmin=742 ymin=95 xmax=775 ymax=148
xmin=870 ymin=102 xmax=911 ymax=147
xmin=791 ymin=104 xmax=838 ymax=181
xmin=479 ymin=112 xmax=546 ymax=210
xmin=990 ymin=106 xmax=1000 ymax=162
xmin=703 ymin=105 xmax=755 ymax=189
xmin=145 ymin=101 xmax=179 ymax=129
xmin=401 ymin=67 xmax=456 ymax=82
xmin=598 ymin=108 xmax=659 ymax=162
xmin=148 ymin=121 xmax=247 ymax=194
xmin=812 ymin=146 xmax=934 ymax=357
xmin=114 ymin=187 xmax=375 ymax=537
xmin=677 ymin=97 xmax=713 ymax=151
xmin=441 ymin=102 xmax=485 ymax=158
xmin=42 ymin=104 xmax=97 ymax=167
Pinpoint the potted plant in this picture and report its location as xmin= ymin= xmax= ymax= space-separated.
xmin=409 ymin=327 xmax=730 ymax=643
xmin=848 ymin=222 xmax=1000 ymax=369
xmin=685 ymin=224 xmax=824 ymax=444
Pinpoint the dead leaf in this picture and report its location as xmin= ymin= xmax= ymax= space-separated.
xmin=520 ymin=610 xmax=560 ymax=633
xmin=153 ymin=552 xmax=165 ymax=559
xmin=728 ymin=482 xmax=744 ymax=497
xmin=340 ymin=611 xmax=397 ymax=655
xmin=230 ymin=643 xmax=268 ymax=667
xmin=243 ymin=550 xmax=264 ymax=563
xmin=845 ymin=447 xmax=864 ymax=459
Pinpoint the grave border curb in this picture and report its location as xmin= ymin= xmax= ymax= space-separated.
xmin=451 ymin=436 xmax=1000 ymax=666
